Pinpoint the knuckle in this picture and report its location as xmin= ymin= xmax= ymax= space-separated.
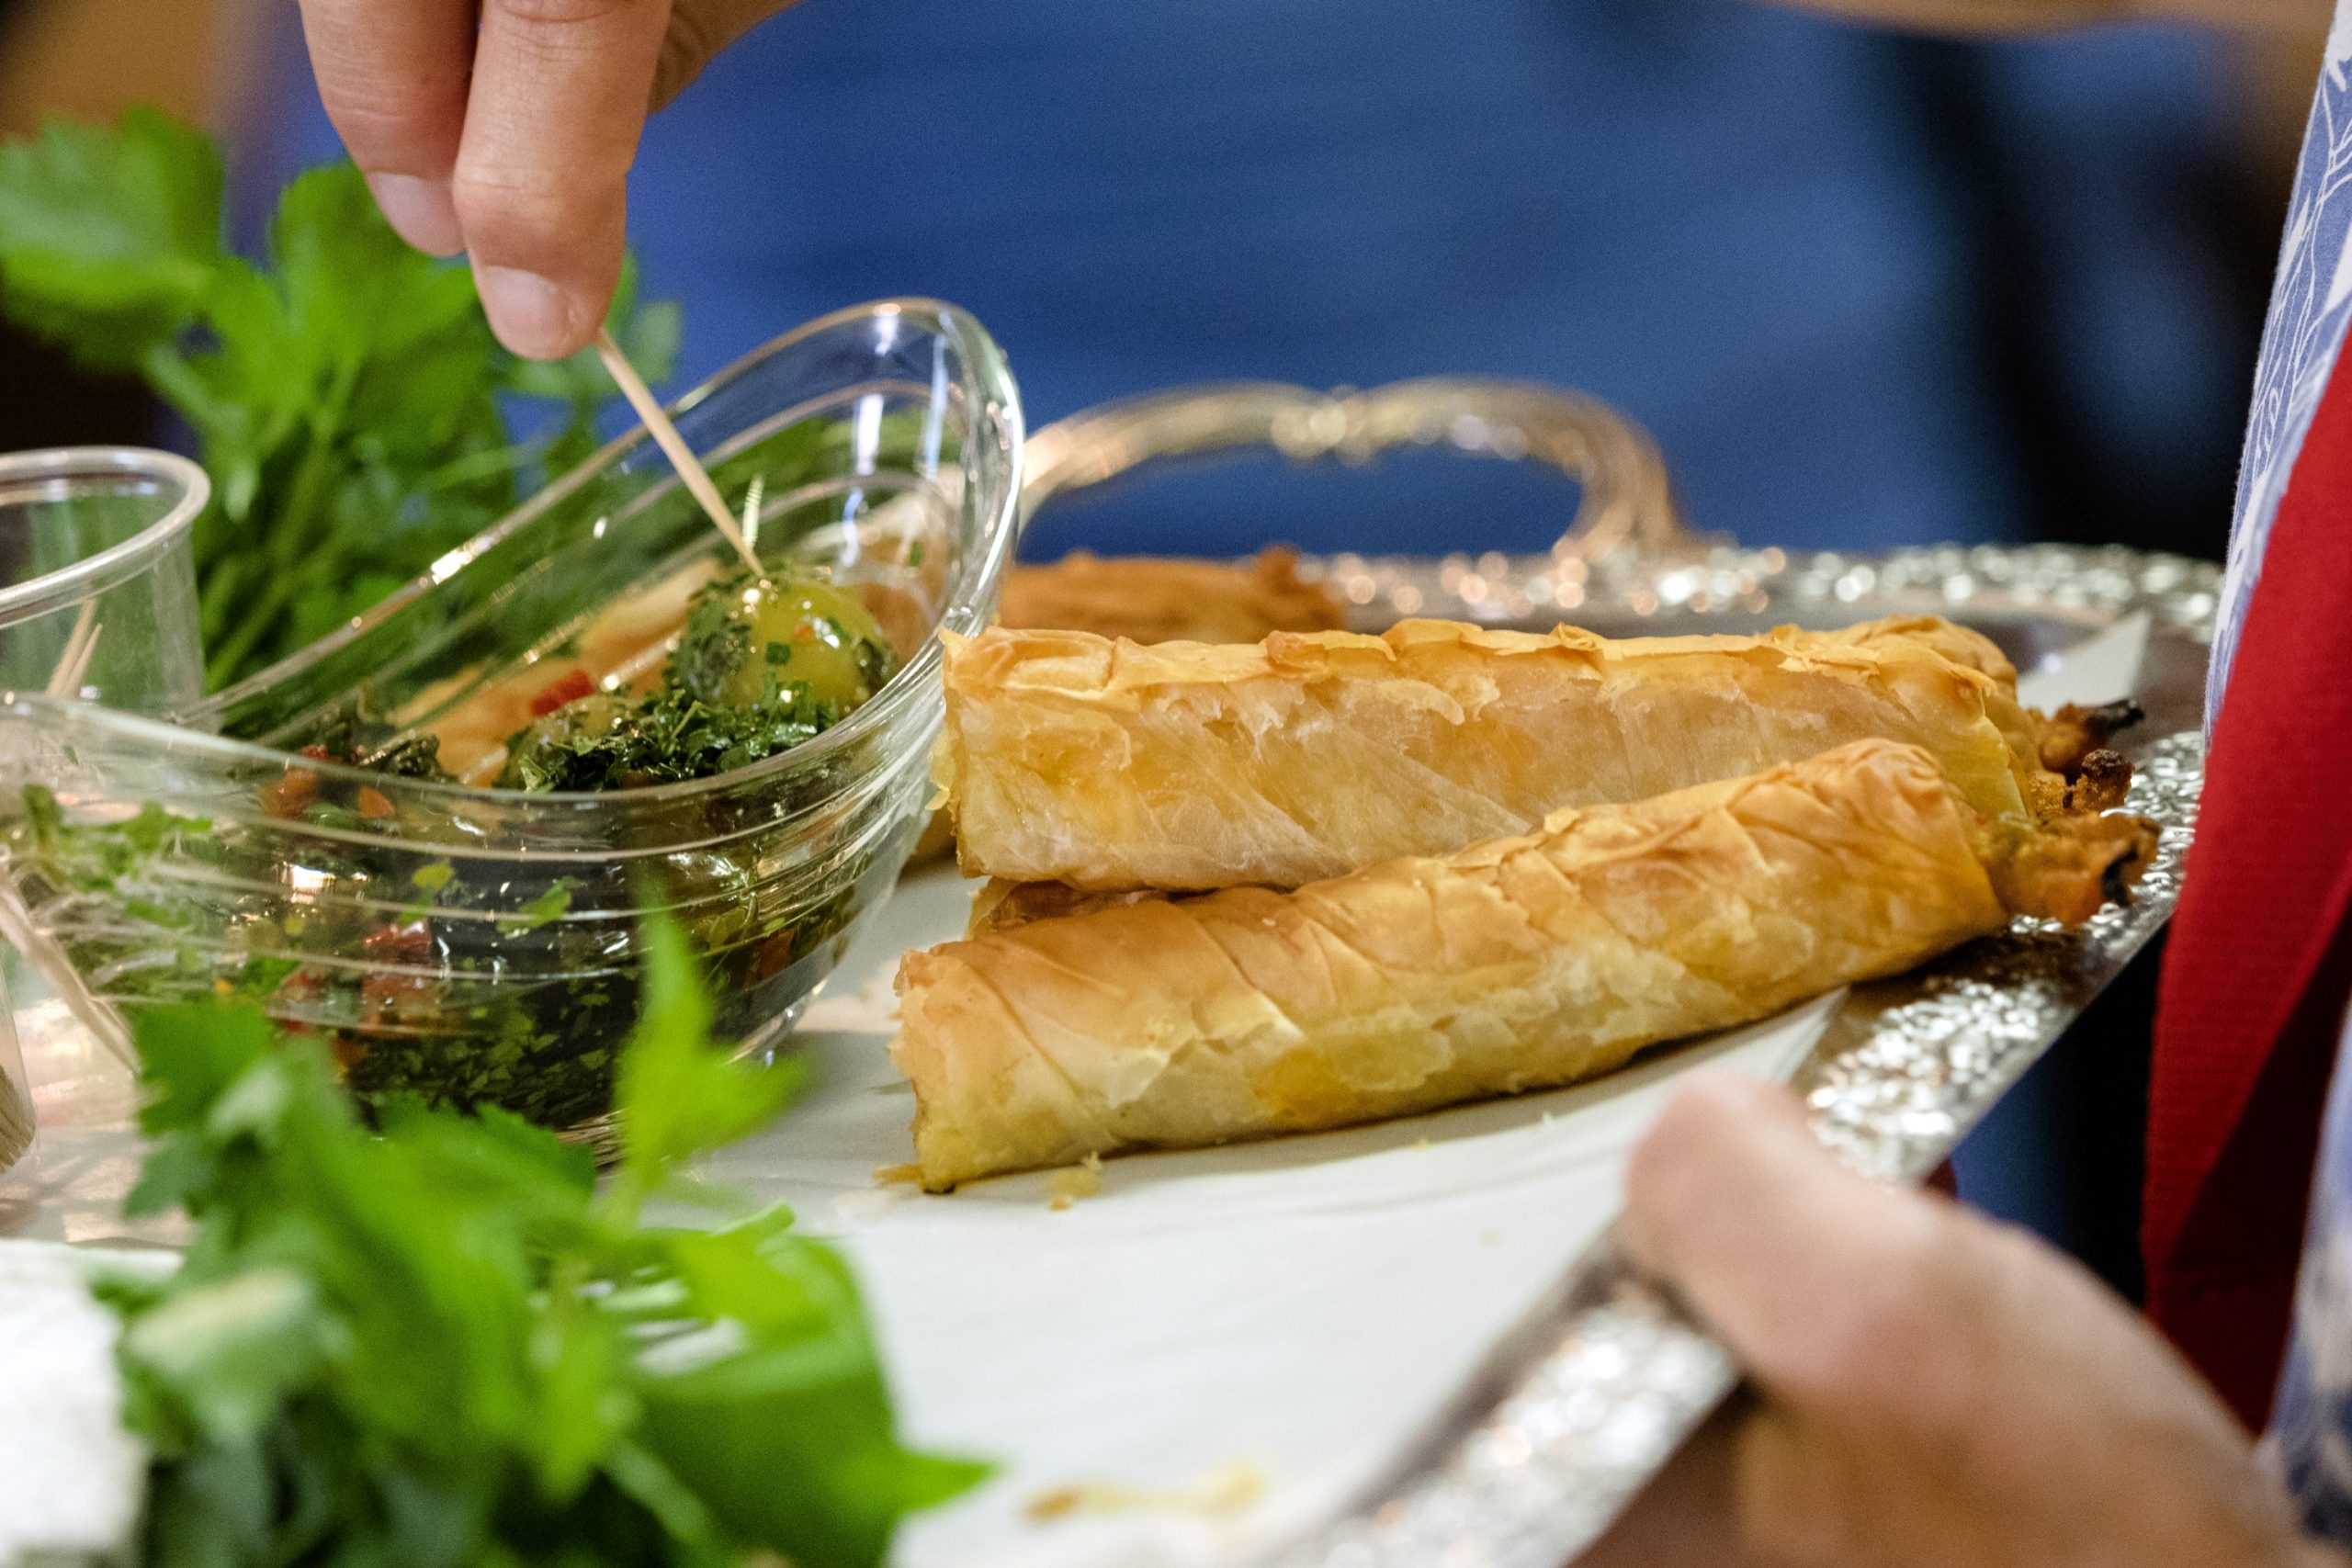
xmin=318 ymin=82 xmax=466 ymax=167
xmin=449 ymin=166 xmax=618 ymax=261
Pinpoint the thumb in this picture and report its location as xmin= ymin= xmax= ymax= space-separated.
xmin=1621 ymin=1072 xmax=1955 ymax=1404
xmin=655 ymin=0 xmax=803 ymax=108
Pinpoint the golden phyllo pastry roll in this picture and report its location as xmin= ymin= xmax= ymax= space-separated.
xmin=894 ymin=739 xmax=2154 ymax=1190
xmin=938 ymin=615 xmax=2060 ymax=893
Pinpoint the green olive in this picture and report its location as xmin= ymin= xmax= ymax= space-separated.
xmin=714 ymin=575 xmax=896 ymax=712
xmin=496 ymin=693 xmax=628 ymax=789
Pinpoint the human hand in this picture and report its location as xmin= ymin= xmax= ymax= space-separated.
xmin=297 ymin=0 xmax=795 ymax=359
xmin=1583 ymin=1072 xmax=2340 ymax=1568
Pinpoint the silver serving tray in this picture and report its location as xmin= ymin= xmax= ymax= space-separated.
xmin=0 ymin=380 xmax=2212 ymax=1568
xmin=1023 ymin=379 xmax=2211 ymax=1568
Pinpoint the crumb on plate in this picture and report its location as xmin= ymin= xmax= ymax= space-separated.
xmin=1046 ymin=1153 xmax=1103 ymax=1211
xmin=1025 ymin=1461 xmax=1267 ymax=1522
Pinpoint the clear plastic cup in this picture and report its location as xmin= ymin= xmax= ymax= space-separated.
xmin=0 ymin=446 xmax=207 ymax=713
xmin=0 ymin=446 xmax=209 ymax=1171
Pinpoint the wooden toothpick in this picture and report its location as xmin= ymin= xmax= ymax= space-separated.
xmin=45 ymin=601 xmax=99 ymax=699
xmin=594 ymin=327 xmax=764 ymax=577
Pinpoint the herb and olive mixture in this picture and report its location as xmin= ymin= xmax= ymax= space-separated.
xmin=500 ymin=570 xmax=899 ymax=791
xmin=6 ymin=566 xmax=910 ymax=1133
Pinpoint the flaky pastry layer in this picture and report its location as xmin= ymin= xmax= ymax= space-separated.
xmin=938 ymin=614 xmax=2057 ymax=892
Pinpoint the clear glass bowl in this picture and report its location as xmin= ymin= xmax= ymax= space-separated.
xmin=0 ymin=300 xmax=1023 ymax=1140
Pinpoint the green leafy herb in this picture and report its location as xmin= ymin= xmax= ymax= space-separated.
xmin=500 ymin=680 xmax=839 ymax=793
xmin=499 ymin=877 xmax=580 ymax=935
xmin=0 ymin=108 xmax=681 ymax=688
xmin=103 ymin=909 xmax=984 ymax=1568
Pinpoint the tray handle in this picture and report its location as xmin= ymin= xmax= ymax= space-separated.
xmin=1020 ymin=377 xmax=1689 ymax=562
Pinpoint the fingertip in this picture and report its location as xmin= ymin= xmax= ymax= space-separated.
xmin=1627 ymin=1074 xmax=1804 ymax=1210
xmin=1664 ymin=1070 xmax=1803 ymax=1136
xmin=1622 ymin=1072 xmax=1849 ymax=1314
xmin=448 ymin=164 xmax=626 ymax=358
xmin=474 ymin=264 xmax=594 ymax=360
xmin=366 ymin=173 xmax=464 ymax=257
xmin=1623 ymin=1074 xmax=1980 ymax=1403
xmin=1623 ymin=1072 xmax=1774 ymax=1271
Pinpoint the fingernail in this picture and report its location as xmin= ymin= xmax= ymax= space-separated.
xmin=365 ymin=173 xmax=462 ymax=257
xmin=475 ymin=265 xmax=579 ymax=360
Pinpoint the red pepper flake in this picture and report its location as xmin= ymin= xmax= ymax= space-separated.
xmin=300 ymin=744 xmax=332 ymax=762
xmin=361 ymin=922 xmax=439 ymax=1027
xmin=276 ymin=966 xmax=326 ymax=1006
xmin=529 ymin=669 xmax=596 ymax=716
xmin=362 ymin=920 xmax=434 ymax=965
xmin=751 ymin=928 xmax=797 ymax=982
xmin=355 ymin=787 xmax=395 ymax=819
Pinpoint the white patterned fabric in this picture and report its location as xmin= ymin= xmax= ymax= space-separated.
xmin=2213 ymin=5 xmax=2352 ymax=726
xmin=2268 ymin=1003 xmax=2352 ymax=1540
xmin=2244 ymin=8 xmax=2352 ymax=1543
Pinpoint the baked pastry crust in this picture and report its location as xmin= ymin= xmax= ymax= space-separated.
xmin=894 ymin=739 xmax=2146 ymax=1190
xmin=901 ymin=549 xmax=1347 ymax=868
xmin=939 ymin=614 xmax=2058 ymax=892
xmin=998 ymin=547 xmax=1346 ymax=645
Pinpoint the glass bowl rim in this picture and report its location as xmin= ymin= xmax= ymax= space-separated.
xmin=123 ymin=298 xmax=1023 ymax=808
xmin=0 ymin=446 xmax=209 ymax=626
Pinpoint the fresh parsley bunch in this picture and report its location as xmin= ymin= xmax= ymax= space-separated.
xmin=0 ymin=107 xmax=679 ymax=688
xmin=99 ymin=912 xmax=983 ymax=1568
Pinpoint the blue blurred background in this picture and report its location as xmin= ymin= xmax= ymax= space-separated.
xmin=219 ymin=0 xmax=2277 ymax=569
xmin=0 ymin=0 xmax=2318 ymax=1290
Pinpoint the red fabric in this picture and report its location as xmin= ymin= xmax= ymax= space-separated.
xmin=2145 ymin=355 xmax=2352 ymax=1432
